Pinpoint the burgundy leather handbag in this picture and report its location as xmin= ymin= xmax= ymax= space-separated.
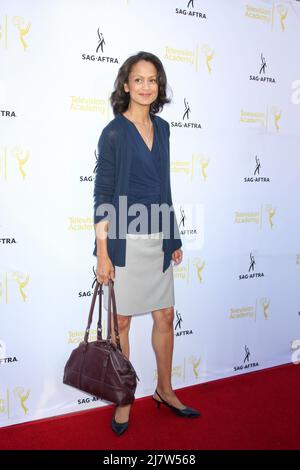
xmin=63 ymin=279 xmax=139 ymax=406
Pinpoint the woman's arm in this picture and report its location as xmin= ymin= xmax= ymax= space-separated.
xmin=93 ymin=127 xmax=116 ymax=257
xmin=93 ymin=128 xmax=116 ymax=283
xmin=94 ymin=128 xmax=116 ymax=222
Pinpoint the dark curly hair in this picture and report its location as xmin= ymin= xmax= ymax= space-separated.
xmin=110 ymin=51 xmax=172 ymax=116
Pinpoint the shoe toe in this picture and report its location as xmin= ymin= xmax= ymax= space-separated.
xmin=186 ymin=407 xmax=201 ymax=417
xmin=111 ymin=418 xmax=129 ymax=435
xmin=179 ymin=407 xmax=201 ymax=418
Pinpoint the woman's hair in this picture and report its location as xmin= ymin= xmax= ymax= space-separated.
xmin=110 ymin=51 xmax=172 ymax=115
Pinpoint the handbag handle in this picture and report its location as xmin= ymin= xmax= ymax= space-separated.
xmin=83 ymin=279 xmax=121 ymax=351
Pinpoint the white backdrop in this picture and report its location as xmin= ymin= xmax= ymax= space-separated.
xmin=1 ymin=0 xmax=300 ymax=428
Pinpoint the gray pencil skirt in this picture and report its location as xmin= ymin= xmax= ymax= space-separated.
xmin=103 ymin=231 xmax=175 ymax=316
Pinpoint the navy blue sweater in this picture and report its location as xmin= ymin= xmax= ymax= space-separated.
xmin=93 ymin=112 xmax=182 ymax=272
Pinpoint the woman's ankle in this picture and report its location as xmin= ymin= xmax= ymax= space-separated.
xmin=156 ymin=386 xmax=174 ymax=397
xmin=114 ymin=404 xmax=131 ymax=423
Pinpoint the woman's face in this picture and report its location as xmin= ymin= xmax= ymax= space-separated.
xmin=124 ymin=60 xmax=159 ymax=108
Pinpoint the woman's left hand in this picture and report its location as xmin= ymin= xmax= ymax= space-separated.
xmin=172 ymin=248 xmax=183 ymax=265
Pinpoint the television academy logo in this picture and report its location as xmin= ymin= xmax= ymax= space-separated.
xmin=171 ymin=98 xmax=202 ymax=129
xmin=244 ymin=155 xmax=270 ymax=183
xmin=175 ymin=0 xmax=207 ymax=19
xmin=239 ymin=252 xmax=265 ymax=280
xmin=234 ymin=345 xmax=259 ymax=372
xmin=80 ymin=149 xmax=98 ymax=183
xmin=0 ymin=110 xmax=17 ymax=118
xmin=174 ymin=309 xmax=193 ymax=337
xmin=249 ymin=53 xmax=276 ymax=84
xmin=82 ymin=28 xmax=119 ymax=63
xmin=245 ymin=4 xmax=288 ymax=33
xmin=229 ymin=298 xmax=270 ymax=321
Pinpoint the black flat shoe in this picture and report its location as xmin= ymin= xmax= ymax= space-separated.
xmin=152 ymin=389 xmax=201 ymax=418
xmin=111 ymin=409 xmax=129 ymax=436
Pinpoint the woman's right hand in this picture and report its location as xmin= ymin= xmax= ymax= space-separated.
xmin=96 ymin=254 xmax=115 ymax=285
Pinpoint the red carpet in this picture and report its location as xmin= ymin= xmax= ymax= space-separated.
xmin=1 ymin=363 xmax=299 ymax=450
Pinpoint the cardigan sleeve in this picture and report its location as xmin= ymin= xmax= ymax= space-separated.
xmin=166 ymin=121 xmax=173 ymax=206
xmin=93 ymin=127 xmax=116 ymax=225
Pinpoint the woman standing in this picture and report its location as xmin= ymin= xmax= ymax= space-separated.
xmin=93 ymin=51 xmax=200 ymax=436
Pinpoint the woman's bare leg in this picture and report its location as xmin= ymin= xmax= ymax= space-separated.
xmin=151 ymin=306 xmax=186 ymax=409
xmin=111 ymin=314 xmax=132 ymax=422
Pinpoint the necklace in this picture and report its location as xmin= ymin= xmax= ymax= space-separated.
xmin=126 ymin=112 xmax=153 ymax=148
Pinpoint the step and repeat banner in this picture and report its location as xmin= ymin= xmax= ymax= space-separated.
xmin=1 ymin=0 xmax=300 ymax=427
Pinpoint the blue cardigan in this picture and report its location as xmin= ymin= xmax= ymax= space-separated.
xmin=93 ymin=112 xmax=182 ymax=272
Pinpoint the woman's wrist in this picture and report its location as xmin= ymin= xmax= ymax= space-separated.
xmin=97 ymin=248 xmax=109 ymax=259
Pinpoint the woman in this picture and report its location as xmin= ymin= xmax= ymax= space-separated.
xmin=93 ymin=51 xmax=200 ymax=436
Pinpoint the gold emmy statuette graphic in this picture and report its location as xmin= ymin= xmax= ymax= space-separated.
xmin=0 ymin=146 xmax=8 ymax=180
xmin=277 ymin=4 xmax=288 ymax=32
xmin=154 ymin=365 xmax=183 ymax=381
xmin=193 ymin=258 xmax=205 ymax=283
xmin=202 ymin=45 xmax=214 ymax=74
xmin=0 ymin=16 xmax=8 ymax=48
xmin=200 ymin=158 xmax=209 ymax=181
xmin=192 ymin=155 xmax=209 ymax=181
xmin=270 ymin=106 xmax=281 ymax=132
xmin=11 ymin=272 xmax=29 ymax=302
xmin=260 ymin=298 xmax=270 ymax=320
xmin=12 ymin=16 xmax=30 ymax=51
xmin=0 ymin=398 xmax=5 ymax=414
xmin=265 ymin=205 xmax=276 ymax=229
xmin=11 ymin=147 xmax=29 ymax=179
xmin=189 ymin=356 xmax=201 ymax=379
xmin=13 ymin=387 xmax=30 ymax=415
xmin=0 ymin=389 xmax=10 ymax=417
xmin=171 ymin=365 xmax=183 ymax=379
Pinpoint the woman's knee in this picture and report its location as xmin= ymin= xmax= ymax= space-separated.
xmin=117 ymin=314 xmax=131 ymax=332
xmin=153 ymin=306 xmax=174 ymax=330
